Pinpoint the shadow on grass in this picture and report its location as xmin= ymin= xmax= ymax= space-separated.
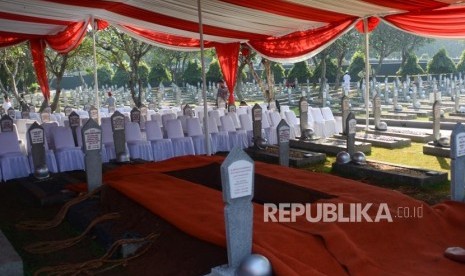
xmin=436 ymin=156 xmax=450 ymax=170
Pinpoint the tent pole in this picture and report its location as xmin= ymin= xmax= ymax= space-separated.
xmin=364 ymin=18 xmax=370 ymax=131
xmin=197 ymin=0 xmax=211 ymax=155
xmin=91 ymin=19 xmax=101 ymax=124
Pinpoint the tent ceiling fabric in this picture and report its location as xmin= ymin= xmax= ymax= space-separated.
xmin=1 ymin=0 xmax=465 ymax=58
xmin=2 ymin=0 xmax=465 ymax=102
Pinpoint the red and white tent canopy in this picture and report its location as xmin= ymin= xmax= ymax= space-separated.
xmin=1 ymin=0 xmax=465 ymax=101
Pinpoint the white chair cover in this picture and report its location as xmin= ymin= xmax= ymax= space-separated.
xmin=52 ymin=127 xmax=85 ymax=172
xmin=261 ymin=110 xmax=271 ymax=141
xmin=320 ymin=107 xmax=339 ymax=136
xmin=229 ymin=112 xmax=241 ymax=129
xmin=307 ymin=111 xmax=325 ymax=138
xmin=220 ymin=115 xmax=248 ymax=149
xmin=207 ymin=116 xmax=230 ymax=152
xmin=161 ymin=113 xmax=177 ymax=137
xmin=239 ymin=114 xmax=254 ymax=147
xmin=0 ymin=131 xmax=31 ymax=181
xmin=165 ymin=119 xmax=195 ymax=157
xmin=124 ymin=122 xmax=153 ymax=161
xmin=208 ymin=110 xmax=222 ymax=128
xmin=311 ymin=107 xmax=336 ymax=138
xmin=186 ymin=117 xmax=211 ymax=155
xmin=41 ymin=122 xmax=59 ymax=150
xmin=267 ymin=111 xmax=282 ymax=145
xmin=145 ymin=121 xmax=174 ymax=161
xmin=102 ymin=121 xmax=116 ymax=160
xmin=284 ymin=110 xmax=301 ymax=138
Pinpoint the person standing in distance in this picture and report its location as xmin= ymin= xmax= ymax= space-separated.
xmin=106 ymin=91 xmax=115 ymax=107
xmin=2 ymin=95 xmax=12 ymax=112
xmin=216 ymin=79 xmax=228 ymax=109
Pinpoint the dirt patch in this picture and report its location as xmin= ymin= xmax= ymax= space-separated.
xmin=365 ymin=162 xmax=427 ymax=177
xmin=263 ymin=146 xmax=310 ymax=159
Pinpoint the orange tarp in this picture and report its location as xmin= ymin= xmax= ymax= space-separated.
xmin=103 ymin=156 xmax=465 ymax=276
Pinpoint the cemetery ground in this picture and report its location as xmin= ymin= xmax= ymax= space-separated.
xmin=0 ymin=141 xmax=452 ymax=275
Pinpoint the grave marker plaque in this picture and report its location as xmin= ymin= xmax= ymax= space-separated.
xmin=7 ymin=107 xmax=15 ymax=119
xmin=69 ymin=111 xmax=80 ymax=147
xmin=183 ymin=104 xmax=193 ymax=117
xmin=64 ymin=106 xmax=73 ymax=117
xmin=228 ymin=104 xmax=236 ymax=114
xmin=384 ymin=78 xmax=389 ymax=103
xmin=346 ymin=112 xmax=356 ymax=156
xmin=455 ymin=86 xmax=460 ymax=113
xmin=40 ymin=112 xmax=50 ymax=123
xmin=393 ymin=89 xmax=398 ymax=111
xmin=81 ymin=118 xmax=102 ymax=192
xmin=299 ymin=97 xmax=309 ymax=137
xmin=251 ymin=104 xmax=262 ymax=147
xmin=130 ymin=107 xmax=141 ymax=125
xmin=212 ymin=148 xmax=254 ymax=274
xmin=373 ymin=94 xmax=381 ymax=129
xmin=341 ymin=96 xmax=350 ymax=135
xmin=450 ymin=123 xmax=465 ymax=201
xmin=88 ymin=106 xmax=98 ymax=121
xmin=28 ymin=122 xmax=49 ymax=179
xmin=111 ymin=111 xmax=127 ymax=161
xmin=0 ymin=114 xmax=14 ymax=132
xmin=140 ymin=105 xmax=148 ymax=129
xmin=277 ymin=119 xmax=290 ymax=167
xmin=44 ymin=106 xmax=51 ymax=114
xmin=21 ymin=108 xmax=30 ymax=120
xmin=433 ymin=101 xmax=441 ymax=142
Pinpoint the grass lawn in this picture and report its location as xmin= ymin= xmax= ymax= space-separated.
xmin=302 ymin=142 xmax=451 ymax=205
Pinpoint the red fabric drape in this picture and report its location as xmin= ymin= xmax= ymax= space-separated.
xmin=248 ymin=19 xmax=354 ymax=59
xmin=385 ymin=6 xmax=465 ymax=38
xmin=121 ymin=25 xmax=215 ymax=48
xmin=30 ymin=39 xmax=50 ymax=101
xmin=355 ymin=17 xmax=380 ymax=33
xmin=45 ymin=20 xmax=88 ymax=54
xmin=95 ymin=19 xmax=109 ymax=31
xmin=214 ymin=43 xmax=240 ymax=105
xmin=0 ymin=35 xmax=28 ymax=48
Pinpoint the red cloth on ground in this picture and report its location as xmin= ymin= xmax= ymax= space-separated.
xmin=102 ymin=156 xmax=465 ymax=275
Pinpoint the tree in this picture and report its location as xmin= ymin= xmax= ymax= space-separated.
xmin=427 ymin=48 xmax=456 ymax=74
xmin=148 ymin=63 xmax=172 ymax=86
xmin=138 ymin=62 xmax=150 ymax=87
xmin=370 ymin=22 xmax=403 ymax=74
xmin=0 ymin=43 xmax=34 ymax=106
xmin=347 ymin=51 xmax=365 ymax=82
xmin=329 ymin=30 xmax=362 ymax=89
xmin=287 ymin=61 xmax=311 ymax=83
xmin=456 ymin=50 xmax=465 ymax=73
xmin=312 ymin=58 xmax=340 ymax=83
xmin=97 ymin=65 xmax=113 ymax=87
xmin=271 ymin=62 xmax=286 ymax=84
xmin=206 ymin=59 xmax=223 ymax=83
xmin=182 ymin=59 xmax=202 ymax=85
xmin=97 ymin=26 xmax=152 ymax=107
xmin=46 ymin=36 xmax=93 ymax=111
xmin=112 ymin=66 xmax=130 ymax=87
xmin=397 ymin=33 xmax=434 ymax=67
xmin=397 ymin=52 xmax=424 ymax=80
